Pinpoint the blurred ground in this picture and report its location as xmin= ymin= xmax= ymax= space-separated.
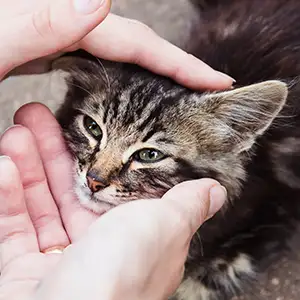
xmin=0 ymin=1 xmax=299 ymax=299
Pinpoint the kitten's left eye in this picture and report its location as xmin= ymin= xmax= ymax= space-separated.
xmin=134 ymin=148 xmax=166 ymax=163
xmin=83 ymin=116 xmax=102 ymax=139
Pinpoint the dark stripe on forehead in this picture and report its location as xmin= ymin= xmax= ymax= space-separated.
xmin=104 ymin=80 xmax=153 ymax=126
xmin=141 ymin=125 xmax=164 ymax=142
xmin=103 ymin=91 xmax=121 ymax=124
xmin=137 ymin=90 xmax=187 ymax=132
xmin=111 ymin=93 xmax=121 ymax=120
xmin=137 ymin=106 xmax=161 ymax=132
xmin=121 ymin=81 xmax=163 ymax=126
xmin=130 ymin=82 xmax=152 ymax=106
xmin=130 ymin=82 xmax=161 ymax=116
xmin=121 ymin=85 xmax=142 ymax=126
xmin=103 ymin=99 xmax=110 ymax=124
xmin=155 ymin=137 xmax=175 ymax=144
xmin=141 ymin=129 xmax=176 ymax=144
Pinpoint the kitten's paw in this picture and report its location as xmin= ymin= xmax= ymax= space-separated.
xmin=173 ymin=278 xmax=215 ymax=300
xmin=174 ymin=254 xmax=255 ymax=300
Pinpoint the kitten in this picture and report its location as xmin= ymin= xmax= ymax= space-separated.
xmin=53 ymin=0 xmax=300 ymax=299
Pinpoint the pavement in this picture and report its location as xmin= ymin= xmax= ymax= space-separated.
xmin=0 ymin=1 xmax=299 ymax=299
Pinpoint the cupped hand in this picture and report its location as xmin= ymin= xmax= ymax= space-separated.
xmin=0 ymin=0 xmax=233 ymax=90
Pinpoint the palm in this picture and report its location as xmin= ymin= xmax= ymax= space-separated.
xmin=0 ymin=253 xmax=60 ymax=299
xmin=0 ymin=103 xmax=96 ymax=297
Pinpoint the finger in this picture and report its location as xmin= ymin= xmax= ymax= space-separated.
xmin=0 ymin=125 xmax=70 ymax=251
xmin=0 ymin=156 xmax=39 ymax=270
xmin=0 ymin=0 xmax=111 ymax=79
xmin=80 ymin=14 xmax=234 ymax=91
xmin=161 ymin=179 xmax=227 ymax=236
xmin=14 ymin=103 xmax=97 ymax=241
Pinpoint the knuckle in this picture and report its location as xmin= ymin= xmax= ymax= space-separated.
xmin=170 ymin=52 xmax=190 ymax=81
xmin=31 ymin=5 xmax=54 ymax=40
xmin=32 ymin=212 xmax=59 ymax=230
xmin=22 ymin=176 xmax=47 ymax=191
xmin=126 ymin=21 xmax=156 ymax=65
xmin=129 ymin=19 xmax=154 ymax=34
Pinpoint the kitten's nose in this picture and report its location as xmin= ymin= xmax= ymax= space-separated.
xmin=86 ymin=172 xmax=108 ymax=193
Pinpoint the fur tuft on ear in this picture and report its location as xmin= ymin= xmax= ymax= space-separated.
xmin=51 ymin=50 xmax=100 ymax=72
xmin=51 ymin=52 xmax=110 ymax=94
xmin=202 ymin=80 xmax=288 ymax=152
xmin=52 ymin=54 xmax=99 ymax=78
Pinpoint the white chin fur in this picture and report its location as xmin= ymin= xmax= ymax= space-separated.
xmin=74 ymin=184 xmax=113 ymax=214
xmin=74 ymin=168 xmax=121 ymax=214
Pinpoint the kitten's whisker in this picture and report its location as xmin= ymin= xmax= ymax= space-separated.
xmin=95 ymin=57 xmax=111 ymax=95
xmin=195 ymin=231 xmax=204 ymax=257
xmin=68 ymin=82 xmax=94 ymax=98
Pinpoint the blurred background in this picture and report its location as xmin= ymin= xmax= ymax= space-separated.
xmin=0 ymin=1 xmax=300 ymax=299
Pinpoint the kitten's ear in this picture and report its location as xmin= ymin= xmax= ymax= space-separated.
xmin=202 ymin=80 xmax=288 ymax=152
xmin=51 ymin=53 xmax=103 ymax=91
xmin=52 ymin=54 xmax=100 ymax=75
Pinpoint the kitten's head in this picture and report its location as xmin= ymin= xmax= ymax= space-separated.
xmin=54 ymin=55 xmax=287 ymax=214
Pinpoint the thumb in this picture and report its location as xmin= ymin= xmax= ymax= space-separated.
xmin=0 ymin=0 xmax=111 ymax=77
xmin=161 ymin=179 xmax=227 ymax=235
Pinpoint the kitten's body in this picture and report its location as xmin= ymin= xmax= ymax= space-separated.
xmin=55 ymin=1 xmax=300 ymax=299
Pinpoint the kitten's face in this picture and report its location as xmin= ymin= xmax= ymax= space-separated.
xmin=55 ymin=57 xmax=287 ymax=214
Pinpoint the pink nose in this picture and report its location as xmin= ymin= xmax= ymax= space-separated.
xmin=86 ymin=173 xmax=107 ymax=193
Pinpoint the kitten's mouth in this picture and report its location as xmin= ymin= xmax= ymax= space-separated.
xmin=75 ymin=181 xmax=139 ymax=214
xmin=75 ymin=184 xmax=114 ymax=213
xmin=73 ymin=168 xmax=168 ymax=213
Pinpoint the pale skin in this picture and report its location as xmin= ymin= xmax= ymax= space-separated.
xmin=0 ymin=0 xmax=230 ymax=299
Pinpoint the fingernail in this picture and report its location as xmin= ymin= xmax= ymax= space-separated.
xmin=43 ymin=245 xmax=67 ymax=254
xmin=216 ymin=71 xmax=236 ymax=83
xmin=208 ymin=185 xmax=227 ymax=217
xmin=74 ymin=0 xmax=105 ymax=14
xmin=0 ymin=155 xmax=11 ymax=161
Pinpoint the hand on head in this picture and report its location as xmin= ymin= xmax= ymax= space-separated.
xmin=0 ymin=0 xmax=233 ymax=89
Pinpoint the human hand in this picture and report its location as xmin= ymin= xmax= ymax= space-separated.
xmin=0 ymin=103 xmax=98 ymax=247
xmin=34 ymin=179 xmax=226 ymax=300
xmin=0 ymin=0 xmax=233 ymax=90
xmin=0 ymin=156 xmax=226 ymax=300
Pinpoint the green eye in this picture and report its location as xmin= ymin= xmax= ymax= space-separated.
xmin=83 ymin=116 xmax=102 ymax=139
xmin=135 ymin=148 xmax=166 ymax=163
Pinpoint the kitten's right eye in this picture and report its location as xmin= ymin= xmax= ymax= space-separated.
xmin=134 ymin=148 xmax=166 ymax=163
xmin=83 ymin=116 xmax=102 ymax=140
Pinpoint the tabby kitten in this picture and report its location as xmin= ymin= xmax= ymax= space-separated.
xmin=53 ymin=0 xmax=300 ymax=299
